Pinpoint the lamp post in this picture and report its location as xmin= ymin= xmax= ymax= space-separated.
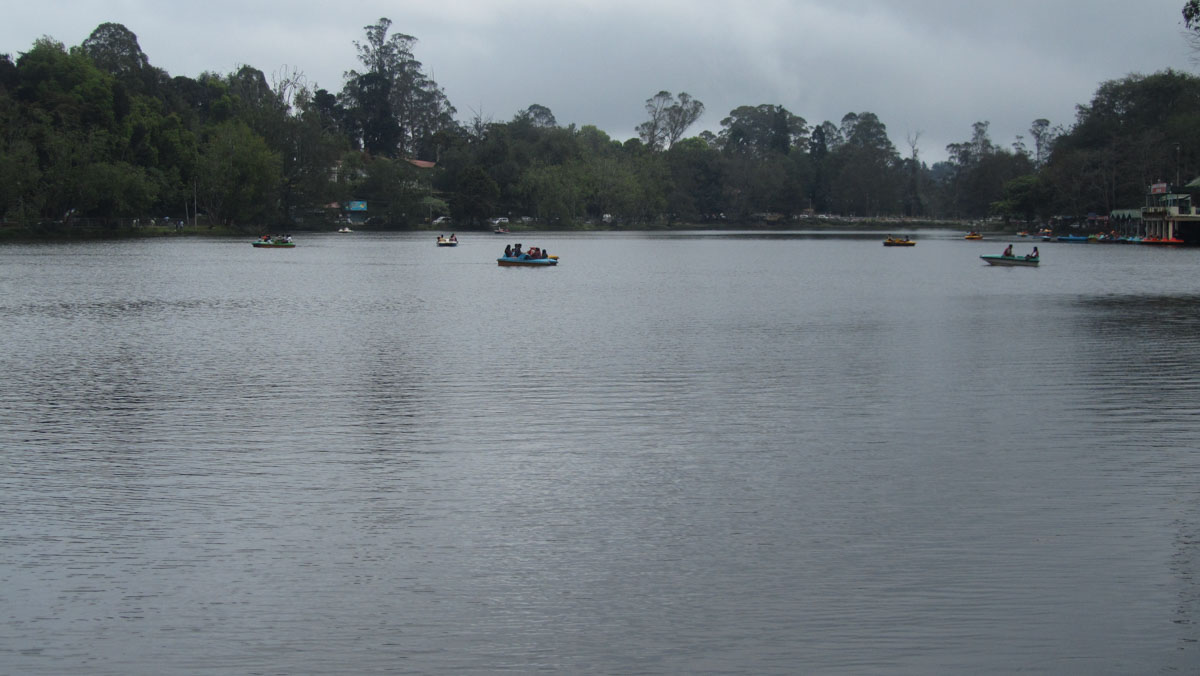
xmin=1176 ymin=143 xmax=1182 ymax=188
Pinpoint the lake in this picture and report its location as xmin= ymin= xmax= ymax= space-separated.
xmin=1 ymin=230 xmax=1198 ymax=674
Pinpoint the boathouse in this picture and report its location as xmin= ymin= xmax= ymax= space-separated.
xmin=1140 ymin=181 xmax=1200 ymax=245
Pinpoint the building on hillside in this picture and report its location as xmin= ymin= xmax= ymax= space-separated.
xmin=1141 ymin=181 xmax=1200 ymax=244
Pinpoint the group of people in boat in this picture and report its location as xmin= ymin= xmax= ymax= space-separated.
xmin=503 ymin=243 xmax=549 ymax=259
xmin=1002 ymin=244 xmax=1038 ymax=259
xmin=437 ymin=233 xmax=457 ymax=242
xmin=259 ymin=234 xmax=292 ymax=243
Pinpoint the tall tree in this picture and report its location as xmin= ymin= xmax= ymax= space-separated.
xmin=903 ymin=131 xmax=925 ymax=217
xmin=807 ymin=122 xmax=835 ymax=212
xmin=943 ymin=121 xmax=1033 ymax=218
xmin=636 ymin=91 xmax=673 ymax=150
xmin=663 ymin=92 xmax=704 ymax=149
xmin=1028 ymin=118 xmax=1056 ymax=167
xmin=828 ymin=111 xmax=900 ymax=216
xmin=78 ymin=22 xmax=159 ymax=94
xmin=636 ymin=91 xmax=705 ymax=151
xmin=340 ymin=18 xmax=455 ymax=159
xmin=514 ymin=103 xmax=557 ymax=129
xmin=718 ymin=104 xmax=808 ymax=158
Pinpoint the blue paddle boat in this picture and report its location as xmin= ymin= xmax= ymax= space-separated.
xmin=498 ymin=254 xmax=558 ymax=267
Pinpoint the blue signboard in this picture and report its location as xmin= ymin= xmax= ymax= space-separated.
xmin=348 ymin=201 xmax=367 ymax=211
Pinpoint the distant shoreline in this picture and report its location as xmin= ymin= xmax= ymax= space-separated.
xmin=0 ymin=218 xmax=1014 ymax=243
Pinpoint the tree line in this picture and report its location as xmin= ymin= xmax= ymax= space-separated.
xmin=1 ymin=18 xmax=1198 ymax=232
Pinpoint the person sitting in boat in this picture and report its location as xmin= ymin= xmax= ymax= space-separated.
xmin=1028 ymin=246 xmax=1039 ymax=259
xmin=450 ymin=234 xmax=457 ymax=242
xmin=1003 ymin=244 xmax=1013 ymax=257
xmin=504 ymin=244 xmax=512 ymax=257
xmin=541 ymin=249 xmax=549 ymax=259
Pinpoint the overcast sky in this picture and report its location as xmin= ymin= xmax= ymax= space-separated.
xmin=4 ymin=0 xmax=1195 ymax=162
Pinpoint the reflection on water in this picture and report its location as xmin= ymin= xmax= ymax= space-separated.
xmin=0 ymin=233 xmax=1198 ymax=674
xmin=1073 ymin=293 xmax=1200 ymax=656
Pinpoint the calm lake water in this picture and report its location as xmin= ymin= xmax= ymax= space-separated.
xmin=1 ymin=230 xmax=1198 ymax=674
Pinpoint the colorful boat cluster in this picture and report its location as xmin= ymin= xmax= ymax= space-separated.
xmin=1074 ymin=182 xmax=1200 ymax=245
xmin=1048 ymin=233 xmax=1185 ymax=245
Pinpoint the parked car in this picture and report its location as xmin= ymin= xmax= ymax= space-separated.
xmin=433 ymin=216 xmax=451 ymax=224
xmin=490 ymin=217 xmax=509 ymax=224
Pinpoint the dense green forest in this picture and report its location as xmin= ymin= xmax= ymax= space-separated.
xmin=2 ymin=17 xmax=1199 ymax=233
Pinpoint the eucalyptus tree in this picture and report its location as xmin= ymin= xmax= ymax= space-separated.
xmin=942 ymin=121 xmax=1034 ymax=218
xmin=637 ymin=91 xmax=705 ymax=151
xmin=664 ymin=93 xmax=704 ymax=148
xmin=340 ymin=18 xmax=456 ymax=160
xmin=339 ymin=70 xmax=397 ymax=156
xmin=946 ymin=121 xmax=995 ymax=168
xmin=942 ymin=121 xmax=990 ymax=216
xmin=637 ymin=91 xmax=673 ymax=150
xmin=898 ymin=131 xmax=937 ymax=218
xmin=1028 ymin=118 xmax=1058 ymax=168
